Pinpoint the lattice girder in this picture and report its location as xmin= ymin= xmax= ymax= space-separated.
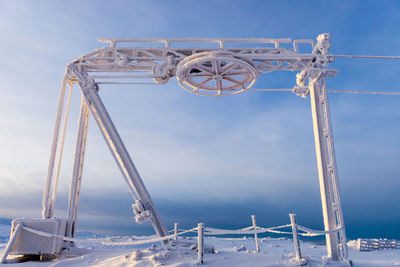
xmin=67 ymin=38 xmax=335 ymax=91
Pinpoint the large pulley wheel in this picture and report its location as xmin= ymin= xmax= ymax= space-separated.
xmin=176 ymin=52 xmax=258 ymax=96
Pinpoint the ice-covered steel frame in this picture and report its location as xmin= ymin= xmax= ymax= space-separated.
xmin=40 ymin=34 xmax=349 ymax=263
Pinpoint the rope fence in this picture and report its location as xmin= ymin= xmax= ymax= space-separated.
xmin=1 ymin=213 xmax=346 ymax=265
xmin=19 ymin=225 xmax=198 ymax=247
xmin=14 ymin=212 xmax=396 ymax=265
xmin=203 ymin=224 xmax=292 ymax=235
xmin=199 ymin=214 xmax=344 ymax=265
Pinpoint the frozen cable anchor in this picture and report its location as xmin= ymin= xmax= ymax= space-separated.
xmin=2 ymin=34 xmax=350 ymax=265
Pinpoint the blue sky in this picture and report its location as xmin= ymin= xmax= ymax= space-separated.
xmin=0 ymin=1 xmax=399 ymax=239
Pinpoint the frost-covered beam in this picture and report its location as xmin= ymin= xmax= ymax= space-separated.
xmin=306 ymin=34 xmax=350 ymax=265
xmin=66 ymin=96 xmax=90 ymax=239
xmin=67 ymin=64 xmax=168 ymax=242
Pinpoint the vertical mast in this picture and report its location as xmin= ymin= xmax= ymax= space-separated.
xmin=300 ymin=34 xmax=350 ymax=263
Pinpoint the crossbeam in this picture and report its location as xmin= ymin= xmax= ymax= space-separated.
xmin=97 ymin=37 xmax=294 ymax=48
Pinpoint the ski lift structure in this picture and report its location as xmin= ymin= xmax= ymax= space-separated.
xmin=1 ymin=33 xmax=352 ymax=264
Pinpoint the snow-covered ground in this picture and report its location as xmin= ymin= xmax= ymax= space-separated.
xmin=1 ymin=221 xmax=399 ymax=266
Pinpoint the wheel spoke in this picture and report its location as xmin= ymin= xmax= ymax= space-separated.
xmin=223 ymin=71 xmax=249 ymax=76
xmin=187 ymin=73 xmax=215 ymax=77
xmin=223 ymin=76 xmax=243 ymax=87
xmin=220 ymin=62 xmax=237 ymax=75
xmin=193 ymin=77 xmax=213 ymax=90
xmin=194 ymin=65 xmax=214 ymax=75
xmin=212 ymin=60 xmax=220 ymax=74
xmin=216 ymin=79 xmax=222 ymax=95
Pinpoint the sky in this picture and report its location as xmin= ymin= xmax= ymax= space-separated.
xmin=0 ymin=0 xmax=399 ymax=240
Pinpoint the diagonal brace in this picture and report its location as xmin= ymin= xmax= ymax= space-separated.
xmin=67 ymin=64 xmax=168 ymax=242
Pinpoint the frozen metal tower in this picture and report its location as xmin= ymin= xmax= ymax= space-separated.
xmin=1 ymin=33 xmax=350 ymax=265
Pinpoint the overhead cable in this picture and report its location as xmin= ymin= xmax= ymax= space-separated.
xmin=247 ymin=88 xmax=400 ymax=95
xmin=333 ymin=54 xmax=400 ymax=60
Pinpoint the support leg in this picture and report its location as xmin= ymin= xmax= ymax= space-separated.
xmin=48 ymin=84 xmax=73 ymax=218
xmin=85 ymin=87 xmax=168 ymax=241
xmin=66 ymin=96 xmax=90 ymax=239
xmin=69 ymin=64 xmax=168 ymax=242
xmin=42 ymin=75 xmax=68 ymax=219
xmin=309 ymin=77 xmax=349 ymax=262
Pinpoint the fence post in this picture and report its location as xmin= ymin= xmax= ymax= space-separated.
xmin=289 ymin=214 xmax=305 ymax=264
xmin=174 ymin=223 xmax=179 ymax=241
xmin=251 ymin=215 xmax=260 ymax=252
xmin=198 ymin=223 xmax=204 ymax=264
